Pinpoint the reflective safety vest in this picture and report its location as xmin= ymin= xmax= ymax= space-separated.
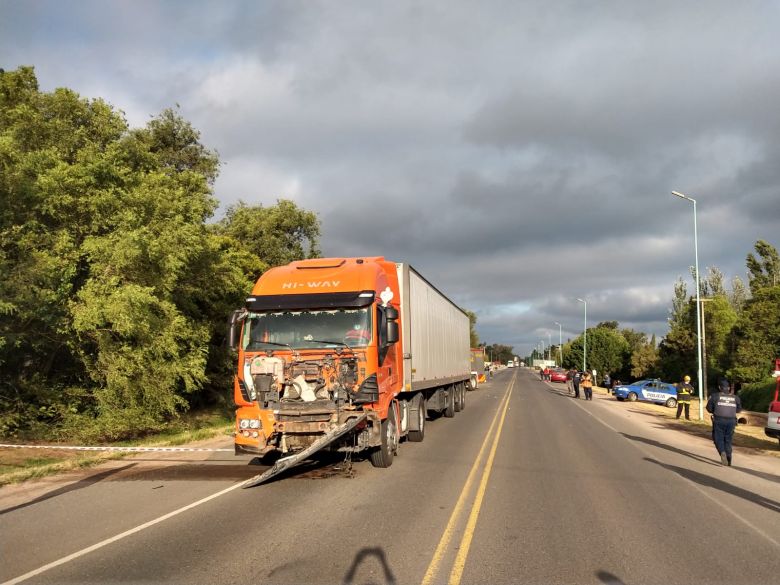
xmin=676 ymin=382 xmax=694 ymax=403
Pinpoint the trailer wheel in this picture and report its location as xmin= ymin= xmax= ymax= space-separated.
xmin=444 ymin=386 xmax=455 ymax=418
xmin=460 ymin=383 xmax=466 ymax=411
xmin=408 ymin=395 xmax=426 ymax=443
xmin=369 ymin=406 xmax=397 ymax=468
xmin=455 ymin=383 xmax=463 ymax=412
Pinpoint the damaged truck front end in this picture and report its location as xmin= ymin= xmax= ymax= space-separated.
xmin=229 ymin=291 xmax=394 ymax=459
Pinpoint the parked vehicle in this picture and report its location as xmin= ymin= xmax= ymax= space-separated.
xmin=228 ymin=257 xmax=471 ymax=480
xmin=470 ymin=348 xmax=486 ymax=389
xmin=613 ymin=379 xmax=679 ymax=408
xmin=766 ymin=362 xmax=780 ymax=445
xmin=549 ymin=368 xmax=567 ymax=383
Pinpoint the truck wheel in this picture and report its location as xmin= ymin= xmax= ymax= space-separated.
xmin=408 ymin=395 xmax=426 ymax=442
xmin=444 ymin=386 xmax=455 ymax=418
xmin=369 ymin=407 xmax=397 ymax=468
xmin=460 ymin=383 xmax=466 ymax=411
xmin=455 ymin=384 xmax=463 ymax=412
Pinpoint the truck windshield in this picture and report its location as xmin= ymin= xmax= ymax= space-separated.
xmin=242 ymin=307 xmax=372 ymax=350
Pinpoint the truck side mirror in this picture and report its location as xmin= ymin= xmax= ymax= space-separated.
xmin=385 ymin=306 xmax=399 ymax=321
xmin=387 ymin=321 xmax=399 ymax=344
xmin=227 ymin=310 xmax=243 ymax=350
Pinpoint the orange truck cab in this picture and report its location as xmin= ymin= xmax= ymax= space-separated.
xmin=228 ymin=257 xmax=471 ymax=468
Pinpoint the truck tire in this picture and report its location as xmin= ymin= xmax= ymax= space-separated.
xmin=455 ymin=383 xmax=463 ymax=412
xmin=369 ymin=406 xmax=397 ymax=468
xmin=444 ymin=386 xmax=455 ymax=418
xmin=460 ymin=383 xmax=466 ymax=411
xmin=408 ymin=395 xmax=426 ymax=442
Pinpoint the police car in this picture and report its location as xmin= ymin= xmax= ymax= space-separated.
xmin=613 ymin=379 xmax=679 ymax=408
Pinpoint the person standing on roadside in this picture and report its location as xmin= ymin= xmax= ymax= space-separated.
xmin=572 ymin=370 xmax=581 ymax=399
xmin=675 ymin=374 xmax=694 ymax=420
xmin=603 ymin=373 xmax=611 ymax=393
xmin=706 ymin=379 xmax=742 ymax=466
xmin=581 ymin=371 xmax=593 ymax=400
xmin=566 ymin=368 xmax=575 ymax=395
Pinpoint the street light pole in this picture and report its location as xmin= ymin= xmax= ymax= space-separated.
xmin=672 ymin=190 xmax=705 ymax=420
xmin=541 ymin=340 xmax=546 ymax=362
xmin=577 ymin=298 xmax=587 ymax=371
xmin=548 ymin=332 xmax=552 ymax=364
xmin=554 ymin=322 xmax=563 ymax=366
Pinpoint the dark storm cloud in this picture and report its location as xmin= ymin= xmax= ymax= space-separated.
xmin=3 ymin=0 xmax=780 ymax=354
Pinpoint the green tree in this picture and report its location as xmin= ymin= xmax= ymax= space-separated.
xmin=746 ymin=240 xmax=780 ymax=293
xmin=0 ymin=67 xmax=321 ymax=439
xmin=563 ymin=327 xmax=628 ymax=377
xmin=630 ymin=342 xmax=660 ymax=378
xmin=659 ymin=275 xmax=697 ymax=383
xmin=464 ymin=310 xmax=479 ymax=347
xmin=484 ymin=343 xmax=514 ymax=364
xmin=703 ymin=266 xmax=726 ymax=297
xmin=216 ymin=200 xmax=320 ymax=268
xmin=729 ymin=275 xmax=748 ymax=313
xmin=701 ymin=295 xmax=737 ymax=387
xmin=728 ymin=285 xmax=780 ymax=383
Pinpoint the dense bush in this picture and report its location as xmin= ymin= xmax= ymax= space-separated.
xmin=0 ymin=67 xmax=319 ymax=441
xmin=738 ymin=379 xmax=776 ymax=413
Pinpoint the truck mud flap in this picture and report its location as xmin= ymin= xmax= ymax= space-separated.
xmin=242 ymin=413 xmax=368 ymax=488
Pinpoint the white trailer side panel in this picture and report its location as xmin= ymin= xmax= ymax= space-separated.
xmin=397 ymin=264 xmax=470 ymax=392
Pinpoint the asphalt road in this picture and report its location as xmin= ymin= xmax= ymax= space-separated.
xmin=2 ymin=368 xmax=779 ymax=585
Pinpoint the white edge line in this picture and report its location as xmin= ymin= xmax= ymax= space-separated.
xmin=2 ymin=481 xmax=246 ymax=585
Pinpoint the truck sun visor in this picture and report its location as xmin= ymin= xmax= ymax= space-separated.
xmin=245 ymin=291 xmax=376 ymax=311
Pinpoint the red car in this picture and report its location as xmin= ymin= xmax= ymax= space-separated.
xmin=550 ymin=368 xmax=567 ymax=383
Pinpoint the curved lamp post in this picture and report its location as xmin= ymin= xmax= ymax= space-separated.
xmin=672 ymin=190 xmax=704 ymax=420
xmin=576 ymin=298 xmax=587 ymax=371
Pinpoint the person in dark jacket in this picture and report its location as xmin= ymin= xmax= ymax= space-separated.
xmin=706 ymin=379 xmax=742 ymax=466
xmin=675 ymin=375 xmax=695 ymax=420
xmin=566 ymin=368 xmax=575 ymax=395
xmin=572 ymin=370 xmax=581 ymax=399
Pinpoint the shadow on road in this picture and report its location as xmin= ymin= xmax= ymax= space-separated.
xmin=343 ymin=547 xmax=396 ymax=585
xmin=626 ymin=431 xmax=780 ymax=484
xmin=644 ymin=457 xmax=780 ymax=513
xmin=0 ymin=463 xmax=137 ymax=515
xmin=620 ymin=432 xmax=720 ymax=467
xmin=596 ymin=570 xmax=627 ymax=585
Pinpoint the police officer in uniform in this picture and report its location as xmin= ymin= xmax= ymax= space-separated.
xmin=675 ymin=375 xmax=694 ymax=420
xmin=706 ymin=379 xmax=742 ymax=466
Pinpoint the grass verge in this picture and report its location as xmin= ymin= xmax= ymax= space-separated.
xmin=593 ymin=385 xmax=780 ymax=456
xmin=0 ymin=411 xmax=234 ymax=487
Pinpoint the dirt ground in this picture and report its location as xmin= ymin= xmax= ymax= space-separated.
xmin=572 ymin=383 xmax=780 ymax=456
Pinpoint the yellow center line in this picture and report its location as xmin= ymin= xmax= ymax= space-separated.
xmin=420 ymin=374 xmax=515 ymax=585
xmin=448 ymin=378 xmax=514 ymax=585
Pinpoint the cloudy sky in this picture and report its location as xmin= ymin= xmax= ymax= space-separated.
xmin=3 ymin=1 xmax=780 ymax=356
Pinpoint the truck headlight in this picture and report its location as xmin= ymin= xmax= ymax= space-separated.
xmin=239 ymin=419 xmax=250 ymax=429
xmin=249 ymin=419 xmax=261 ymax=429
